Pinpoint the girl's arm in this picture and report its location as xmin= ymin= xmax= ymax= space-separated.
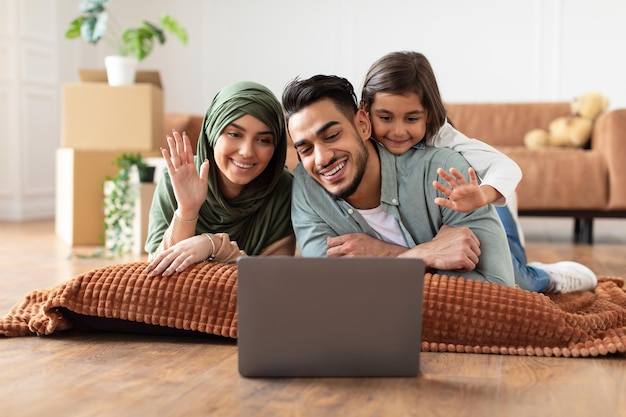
xmin=428 ymin=122 xmax=522 ymax=208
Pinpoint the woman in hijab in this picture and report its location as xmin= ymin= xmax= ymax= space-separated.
xmin=144 ymin=81 xmax=294 ymax=277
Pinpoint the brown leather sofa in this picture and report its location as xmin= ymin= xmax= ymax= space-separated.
xmin=446 ymin=103 xmax=626 ymax=243
xmin=164 ymin=103 xmax=626 ymax=244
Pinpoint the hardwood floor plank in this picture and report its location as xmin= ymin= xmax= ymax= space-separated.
xmin=497 ymin=355 xmax=622 ymax=417
xmin=591 ymin=356 xmax=626 ymax=417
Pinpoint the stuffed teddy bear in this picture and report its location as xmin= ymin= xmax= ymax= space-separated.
xmin=523 ymin=92 xmax=609 ymax=149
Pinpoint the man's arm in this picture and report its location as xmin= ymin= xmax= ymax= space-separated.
xmin=326 ymin=227 xmax=481 ymax=272
xmin=326 ymin=233 xmax=406 ymax=257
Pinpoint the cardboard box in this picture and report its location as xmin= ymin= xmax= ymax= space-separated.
xmin=61 ymin=71 xmax=164 ymax=151
xmin=55 ymin=148 xmax=159 ymax=247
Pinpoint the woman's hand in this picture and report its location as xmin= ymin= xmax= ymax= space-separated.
xmin=432 ymin=167 xmax=488 ymax=213
xmin=162 ymin=130 xmax=210 ymax=220
xmin=145 ymin=234 xmax=213 ymax=277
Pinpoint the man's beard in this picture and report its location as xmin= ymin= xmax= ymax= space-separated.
xmin=330 ymin=138 xmax=369 ymax=200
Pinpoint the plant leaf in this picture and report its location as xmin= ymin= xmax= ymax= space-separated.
xmin=160 ymin=14 xmax=188 ymax=45
xmin=143 ymin=21 xmax=165 ymax=44
xmin=79 ymin=12 xmax=108 ymax=44
xmin=123 ymin=27 xmax=154 ymax=61
xmin=80 ymin=15 xmax=99 ymax=43
xmin=93 ymin=12 xmax=108 ymax=42
xmin=65 ymin=17 xmax=85 ymax=39
xmin=79 ymin=0 xmax=108 ymax=14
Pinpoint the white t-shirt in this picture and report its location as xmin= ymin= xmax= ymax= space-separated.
xmin=357 ymin=205 xmax=407 ymax=247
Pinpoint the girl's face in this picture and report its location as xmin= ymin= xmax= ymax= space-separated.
xmin=213 ymin=114 xmax=275 ymax=199
xmin=368 ymin=92 xmax=428 ymax=155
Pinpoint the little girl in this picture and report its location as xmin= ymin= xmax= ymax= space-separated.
xmin=360 ymin=51 xmax=596 ymax=294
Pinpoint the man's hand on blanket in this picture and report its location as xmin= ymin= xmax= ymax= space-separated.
xmin=326 ymin=233 xmax=406 ymax=257
xmin=145 ymin=234 xmax=213 ymax=276
xmin=398 ymin=224 xmax=481 ymax=272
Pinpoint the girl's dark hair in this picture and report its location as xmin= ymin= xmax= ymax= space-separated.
xmin=282 ymin=75 xmax=359 ymax=125
xmin=361 ymin=51 xmax=447 ymax=141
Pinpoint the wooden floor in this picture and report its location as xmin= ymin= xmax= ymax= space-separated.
xmin=1 ymin=218 xmax=625 ymax=417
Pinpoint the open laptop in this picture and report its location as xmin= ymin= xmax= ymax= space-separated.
xmin=236 ymin=256 xmax=425 ymax=378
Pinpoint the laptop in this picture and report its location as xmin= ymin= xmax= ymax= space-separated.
xmin=236 ymin=256 xmax=425 ymax=378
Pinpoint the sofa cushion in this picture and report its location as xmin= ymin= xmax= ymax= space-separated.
xmin=500 ymin=147 xmax=608 ymax=210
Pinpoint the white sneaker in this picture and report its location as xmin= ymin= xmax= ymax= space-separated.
xmin=529 ymin=261 xmax=598 ymax=294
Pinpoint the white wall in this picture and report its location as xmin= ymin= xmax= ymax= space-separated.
xmin=58 ymin=0 xmax=626 ymax=112
xmin=204 ymin=0 xmax=626 ymax=109
xmin=0 ymin=0 xmax=58 ymax=221
xmin=2 ymin=0 xmax=624 ymax=221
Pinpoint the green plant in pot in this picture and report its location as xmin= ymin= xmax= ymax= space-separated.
xmin=112 ymin=152 xmax=155 ymax=183
xmin=103 ymin=152 xmax=152 ymax=257
xmin=65 ymin=0 xmax=188 ymax=85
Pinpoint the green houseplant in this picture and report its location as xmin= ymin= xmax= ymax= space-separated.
xmin=65 ymin=0 xmax=188 ymax=84
xmin=103 ymin=152 xmax=151 ymax=257
xmin=65 ymin=0 xmax=188 ymax=61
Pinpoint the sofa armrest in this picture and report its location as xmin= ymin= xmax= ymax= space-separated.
xmin=593 ymin=109 xmax=626 ymax=209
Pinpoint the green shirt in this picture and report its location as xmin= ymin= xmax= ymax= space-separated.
xmin=291 ymin=139 xmax=514 ymax=286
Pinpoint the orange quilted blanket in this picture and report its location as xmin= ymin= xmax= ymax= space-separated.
xmin=1 ymin=261 xmax=625 ymax=357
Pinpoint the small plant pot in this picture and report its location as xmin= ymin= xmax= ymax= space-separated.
xmin=140 ymin=166 xmax=156 ymax=183
xmin=105 ymin=55 xmax=138 ymax=86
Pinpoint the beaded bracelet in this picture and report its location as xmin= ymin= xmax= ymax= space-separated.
xmin=203 ymin=233 xmax=216 ymax=261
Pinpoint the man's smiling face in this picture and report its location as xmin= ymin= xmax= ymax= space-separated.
xmin=288 ymin=98 xmax=370 ymax=199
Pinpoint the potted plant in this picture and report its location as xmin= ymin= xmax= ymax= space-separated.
xmin=65 ymin=0 xmax=188 ymax=85
xmin=111 ymin=151 xmax=155 ymax=183
xmin=103 ymin=152 xmax=152 ymax=256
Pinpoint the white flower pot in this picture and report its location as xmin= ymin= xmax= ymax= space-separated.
xmin=104 ymin=55 xmax=138 ymax=86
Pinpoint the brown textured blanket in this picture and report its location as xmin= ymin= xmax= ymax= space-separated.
xmin=2 ymin=262 xmax=625 ymax=357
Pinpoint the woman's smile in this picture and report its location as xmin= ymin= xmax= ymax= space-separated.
xmin=231 ymin=159 xmax=254 ymax=170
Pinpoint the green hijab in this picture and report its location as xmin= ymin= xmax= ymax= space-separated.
xmin=145 ymin=81 xmax=293 ymax=255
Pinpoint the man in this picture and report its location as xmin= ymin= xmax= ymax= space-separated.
xmin=282 ymin=75 xmax=514 ymax=286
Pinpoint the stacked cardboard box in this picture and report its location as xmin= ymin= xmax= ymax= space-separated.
xmin=56 ymin=71 xmax=163 ymax=250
